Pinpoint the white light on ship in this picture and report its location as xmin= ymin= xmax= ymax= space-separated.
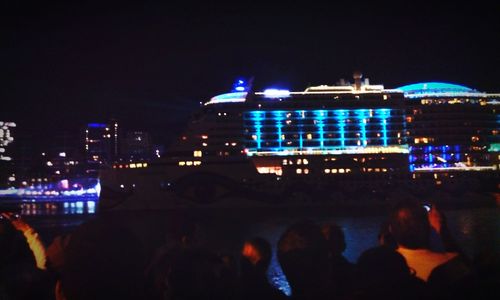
xmin=263 ymin=89 xmax=291 ymax=98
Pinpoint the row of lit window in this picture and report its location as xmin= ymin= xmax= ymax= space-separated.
xmin=30 ymin=178 xmax=49 ymax=182
xmin=295 ymin=168 xmax=310 ymax=174
xmin=252 ymin=132 xmax=399 ymax=141
xmin=113 ymin=163 xmax=148 ymax=169
xmin=283 ymin=158 xmax=309 ymax=165
xmin=419 ymin=99 xmax=485 ymax=105
xmin=249 ymin=139 xmax=401 ymax=147
xmin=363 ymin=168 xmax=388 ymax=172
xmin=245 ymin=118 xmax=402 ymax=125
xmin=256 ymin=166 xmax=283 ymax=176
xmin=244 ymin=109 xmax=396 ymax=119
xmin=324 ymin=168 xmax=352 ymax=174
xmin=178 ymin=161 xmax=202 ymax=166
xmin=323 ymin=168 xmax=388 ymax=173
xmin=413 ymin=137 xmax=434 ymax=144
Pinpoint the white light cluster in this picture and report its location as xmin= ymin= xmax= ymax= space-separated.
xmin=0 ymin=121 xmax=16 ymax=161
xmin=246 ymin=145 xmax=409 ymax=157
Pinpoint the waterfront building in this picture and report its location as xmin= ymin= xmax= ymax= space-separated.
xmin=122 ymin=131 xmax=152 ymax=161
xmin=84 ymin=120 xmax=119 ymax=173
xmin=0 ymin=121 xmax=16 ymax=187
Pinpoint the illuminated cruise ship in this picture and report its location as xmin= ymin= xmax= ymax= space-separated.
xmin=98 ymin=74 xmax=499 ymax=210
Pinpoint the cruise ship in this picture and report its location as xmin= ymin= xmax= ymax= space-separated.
xmin=98 ymin=74 xmax=499 ymax=211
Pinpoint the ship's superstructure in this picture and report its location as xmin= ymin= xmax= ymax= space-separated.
xmin=99 ymin=74 xmax=499 ymax=210
xmin=400 ymin=82 xmax=500 ymax=180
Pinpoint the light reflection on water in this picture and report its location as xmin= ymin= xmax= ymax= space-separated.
xmin=20 ymin=200 xmax=97 ymax=215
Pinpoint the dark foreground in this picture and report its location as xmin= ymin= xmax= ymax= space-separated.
xmin=1 ymin=194 xmax=499 ymax=300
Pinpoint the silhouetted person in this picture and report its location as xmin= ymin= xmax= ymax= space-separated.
xmin=145 ymin=217 xmax=203 ymax=300
xmin=388 ymin=200 xmax=473 ymax=298
xmin=238 ymin=237 xmax=287 ymax=300
xmin=321 ymin=223 xmax=354 ymax=298
xmin=46 ymin=233 xmax=72 ymax=300
xmin=0 ymin=213 xmax=53 ymax=300
xmin=60 ymin=218 xmax=146 ymax=300
xmin=277 ymin=220 xmax=330 ymax=300
xmin=157 ymin=247 xmax=236 ymax=300
xmin=352 ymin=246 xmax=428 ymax=300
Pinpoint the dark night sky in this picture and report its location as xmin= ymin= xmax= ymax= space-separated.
xmin=1 ymin=1 xmax=499 ymax=149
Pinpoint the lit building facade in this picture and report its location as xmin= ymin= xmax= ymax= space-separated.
xmin=122 ymin=131 xmax=152 ymax=161
xmin=0 ymin=121 xmax=16 ymax=186
xmin=84 ymin=120 xmax=119 ymax=172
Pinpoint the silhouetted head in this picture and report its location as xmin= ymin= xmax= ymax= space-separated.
xmin=61 ymin=219 xmax=146 ymax=300
xmin=277 ymin=220 xmax=329 ymax=296
xmin=321 ymin=223 xmax=346 ymax=256
xmin=355 ymin=245 xmax=426 ymax=300
xmin=175 ymin=217 xmax=199 ymax=247
xmin=357 ymin=246 xmax=412 ymax=285
xmin=164 ymin=248 xmax=230 ymax=300
xmin=389 ymin=200 xmax=430 ymax=249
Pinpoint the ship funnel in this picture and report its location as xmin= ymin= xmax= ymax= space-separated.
xmin=353 ymin=71 xmax=363 ymax=91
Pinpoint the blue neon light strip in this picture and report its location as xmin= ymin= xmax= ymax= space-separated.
xmin=88 ymin=123 xmax=107 ymax=128
xmin=244 ymin=108 xmax=400 ymax=153
xmin=250 ymin=111 xmax=264 ymax=148
xmin=315 ymin=110 xmax=326 ymax=148
xmin=377 ymin=109 xmax=390 ymax=147
xmin=274 ymin=111 xmax=285 ymax=150
xmin=355 ymin=109 xmax=368 ymax=147
xmin=297 ymin=110 xmax=305 ymax=148
xmin=335 ymin=110 xmax=347 ymax=147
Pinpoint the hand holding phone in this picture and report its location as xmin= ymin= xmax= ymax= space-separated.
xmin=427 ymin=204 xmax=446 ymax=234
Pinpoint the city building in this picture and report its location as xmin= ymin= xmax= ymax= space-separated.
xmin=84 ymin=120 xmax=119 ymax=173
xmin=122 ymin=131 xmax=152 ymax=161
xmin=0 ymin=121 xmax=16 ymax=187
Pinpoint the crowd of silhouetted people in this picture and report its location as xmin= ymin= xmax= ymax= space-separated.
xmin=1 ymin=199 xmax=498 ymax=300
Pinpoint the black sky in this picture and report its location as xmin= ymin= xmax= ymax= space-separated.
xmin=1 ymin=1 xmax=499 ymax=148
